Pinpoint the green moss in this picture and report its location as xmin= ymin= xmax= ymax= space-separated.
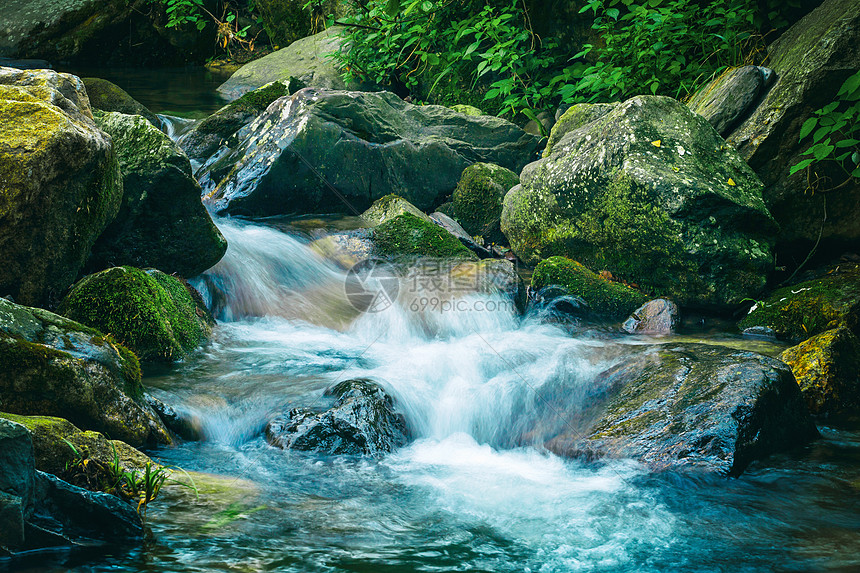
xmin=82 ymin=78 xmax=159 ymax=126
xmin=451 ymin=163 xmax=519 ymax=244
xmin=543 ymin=103 xmax=616 ymax=157
xmin=361 ymin=194 xmax=430 ymax=227
xmin=237 ymin=80 xmax=293 ymax=111
xmin=58 ymin=267 xmax=212 ymax=362
xmin=451 ymin=104 xmax=484 ymax=116
xmin=531 ymin=256 xmax=649 ymax=319
xmin=372 ymin=213 xmax=477 ymax=260
xmin=738 ymin=263 xmax=860 ymax=341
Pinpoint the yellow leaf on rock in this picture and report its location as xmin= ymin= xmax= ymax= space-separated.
xmin=727 ymin=178 xmax=736 ymax=186
xmin=651 ymin=140 xmax=661 ymax=147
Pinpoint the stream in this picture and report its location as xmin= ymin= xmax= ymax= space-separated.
xmin=15 ymin=73 xmax=860 ymax=573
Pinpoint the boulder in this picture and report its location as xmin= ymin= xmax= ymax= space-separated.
xmin=86 ymin=112 xmax=227 ymax=277
xmin=687 ymin=66 xmax=773 ymax=136
xmin=0 ymin=67 xmax=122 ymax=307
xmin=737 ymin=262 xmax=860 ymax=341
xmin=0 ymin=419 xmax=35 ymax=518
xmin=531 ymin=257 xmax=649 ymax=320
xmin=429 ymin=212 xmax=492 ymax=258
xmin=255 ymin=0 xmax=345 ymax=48
xmin=780 ymin=326 xmax=860 ymax=419
xmin=180 ymin=79 xmax=296 ymax=163
xmin=544 ymin=344 xmax=819 ymax=476
xmin=0 ymin=298 xmax=170 ymax=447
xmin=82 ymin=77 xmax=160 ymax=127
xmin=543 ymin=102 xmax=614 ymax=157
xmin=217 ymin=27 xmax=350 ymax=99
xmin=59 ymin=266 xmax=214 ymax=363
xmin=622 ymin=299 xmax=680 ymax=335
xmin=266 ymin=379 xmax=408 ymax=456
xmin=360 ymin=194 xmax=431 ymax=227
xmin=502 ymin=95 xmax=776 ymax=308
xmin=199 ymin=88 xmax=541 ymax=216
xmin=726 ymin=0 xmax=860 ymax=257
xmin=449 ymin=163 xmax=519 ymax=244
xmin=450 ymin=104 xmax=483 ymax=116
xmin=372 ymin=213 xmax=477 ymax=260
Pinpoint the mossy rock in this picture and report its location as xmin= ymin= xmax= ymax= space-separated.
xmin=361 ymin=194 xmax=431 ymax=227
xmin=738 ymin=262 xmax=860 ymax=341
xmin=87 ymin=112 xmax=227 ymax=278
xmin=82 ymin=77 xmax=160 ymax=128
xmin=371 ymin=213 xmax=477 ymax=260
xmin=780 ymin=326 xmax=860 ymax=419
xmin=0 ymin=413 xmax=151 ymax=479
xmin=531 ymin=257 xmax=649 ymax=320
xmin=59 ymin=267 xmax=214 ymax=363
xmin=543 ymin=103 xmax=615 ymax=157
xmin=450 ymin=163 xmax=519 ymax=244
xmin=450 ymin=104 xmax=484 ymax=116
xmin=0 ymin=297 xmax=170 ymax=447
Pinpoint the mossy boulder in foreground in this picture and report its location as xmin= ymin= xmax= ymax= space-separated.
xmin=60 ymin=267 xmax=214 ymax=363
xmin=372 ymin=213 xmax=477 ymax=260
xmin=502 ymin=95 xmax=776 ymax=309
xmin=450 ymin=163 xmax=519 ymax=244
xmin=82 ymin=77 xmax=160 ymax=127
xmin=531 ymin=257 xmax=649 ymax=320
xmin=87 ymin=112 xmax=227 ymax=278
xmin=0 ymin=67 xmax=122 ymax=307
xmin=738 ymin=262 xmax=860 ymax=341
xmin=780 ymin=326 xmax=860 ymax=419
xmin=0 ymin=298 xmax=170 ymax=447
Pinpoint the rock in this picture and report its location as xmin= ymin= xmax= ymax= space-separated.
xmin=545 ymin=344 xmax=819 ymax=475
xmin=86 ymin=112 xmax=227 ymax=277
xmin=372 ymin=213 xmax=477 ymax=260
xmin=217 ymin=27 xmax=350 ymax=99
xmin=447 ymin=259 xmax=526 ymax=312
xmin=687 ymin=66 xmax=773 ymax=136
xmin=82 ymin=77 xmax=160 ymax=128
xmin=448 ymin=163 xmax=519 ymax=245
xmin=59 ymin=266 xmax=214 ymax=363
xmin=0 ymin=67 xmax=122 ymax=307
xmin=266 ymin=379 xmax=408 ymax=456
xmin=524 ymin=110 xmax=555 ymax=136
xmin=450 ymin=104 xmax=484 ymax=116
xmin=0 ymin=490 xmax=25 ymax=549
xmin=0 ymin=419 xmax=35 ymax=517
xmin=0 ymin=413 xmax=152 ymax=478
xmin=531 ymin=257 xmax=649 ymax=320
xmin=429 ymin=212 xmax=492 ymax=258
xmin=543 ymin=102 xmax=615 ymax=157
xmin=726 ymin=0 xmax=860 ymax=257
xmin=200 ymin=88 xmax=541 ymax=216
xmin=0 ymin=58 xmax=52 ymax=70
xmin=737 ymin=262 xmax=860 ymax=341
xmin=0 ymin=297 xmax=170 ymax=447
xmin=780 ymin=326 xmax=860 ymax=419
xmin=502 ymin=96 xmax=776 ymax=308
xmin=361 ymin=194 xmax=432 ymax=227
xmin=255 ymin=0 xmax=344 ymax=48
xmin=742 ymin=326 xmax=778 ymax=341
xmin=180 ymin=80 xmax=296 ymax=163
xmin=309 ymin=229 xmax=374 ymax=270
xmin=622 ymin=298 xmax=680 ymax=335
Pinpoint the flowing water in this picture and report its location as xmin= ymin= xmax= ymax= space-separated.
xmin=16 ymin=217 xmax=858 ymax=573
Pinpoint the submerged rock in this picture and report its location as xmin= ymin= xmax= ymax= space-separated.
xmin=502 ymin=95 xmax=775 ymax=309
xmin=545 ymin=344 xmax=819 ymax=476
xmin=622 ymin=299 xmax=680 ymax=335
xmin=780 ymin=326 xmax=860 ymax=419
xmin=726 ymin=0 xmax=860 ymax=257
xmin=82 ymin=77 xmax=160 ymax=128
xmin=737 ymin=262 xmax=860 ymax=341
xmin=86 ymin=112 xmax=227 ymax=277
xmin=200 ymin=88 xmax=541 ymax=216
xmin=0 ymin=67 xmax=122 ymax=307
xmin=449 ymin=163 xmax=520 ymax=244
xmin=531 ymin=257 xmax=649 ymax=320
xmin=687 ymin=65 xmax=773 ymax=136
xmin=60 ymin=266 xmax=214 ymax=363
xmin=0 ymin=298 xmax=170 ymax=447
xmin=266 ymin=379 xmax=408 ymax=456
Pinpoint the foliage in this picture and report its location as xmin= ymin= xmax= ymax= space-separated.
xmin=154 ymin=0 xmax=258 ymax=54
xmin=790 ymin=70 xmax=860 ymax=191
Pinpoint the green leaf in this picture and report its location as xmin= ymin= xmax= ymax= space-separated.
xmin=798 ymin=117 xmax=818 ymax=140
xmin=384 ymin=0 xmax=401 ymax=17
xmin=837 ymin=71 xmax=860 ymax=98
xmin=789 ymin=158 xmax=815 ymax=175
xmin=835 ymin=139 xmax=858 ymax=148
xmin=813 ymin=143 xmax=834 ymax=161
xmin=812 ymin=126 xmax=830 ymax=143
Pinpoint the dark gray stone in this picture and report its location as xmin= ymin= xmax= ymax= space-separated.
xmin=687 ymin=65 xmax=772 ymax=136
xmin=622 ymin=299 xmax=680 ymax=335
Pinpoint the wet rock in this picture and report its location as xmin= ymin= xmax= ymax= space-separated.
xmin=622 ymin=299 xmax=680 ymax=335
xmin=742 ymin=326 xmax=778 ymax=341
xmin=180 ymin=79 xmax=297 ymax=163
xmin=199 ymin=88 xmax=541 ymax=216
xmin=0 ymin=67 xmax=122 ymax=307
xmin=726 ymin=0 xmax=860 ymax=257
xmin=145 ymin=395 xmax=202 ymax=441
xmin=448 ymin=163 xmax=520 ymax=245
xmin=0 ymin=419 xmax=35 ymax=517
xmin=59 ymin=266 xmax=214 ymax=363
xmin=361 ymin=194 xmax=432 ymax=227
xmin=86 ymin=112 xmax=227 ymax=277
xmin=531 ymin=257 xmax=649 ymax=321
xmin=780 ymin=326 xmax=860 ymax=419
xmin=450 ymin=104 xmax=484 ymax=116
xmin=82 ymin=77 xmax=160 ymax=128
xmin=309 ymin=229 xmax=375 ymax=270
xmin=687 ymin=66 xmax=773 ymax=136
xmin=429 ymin=212 xmax=492 ymax=258
xmin=0 ymin=297 xmax=170 ymax=447
xmin=502 ymin=95 xmax=776 ymax=309
xmin=217 ymin=27 xmax=350 ymax=99
xmin=372 ymin=213 xmax=477 ymax=261
xmin=545 ymin=344 xmax=819 ymax=476
xmin=737 ymin=262 xmax=860 ymax=341
xmin=266 ymin=379 xmax=408 ymax=456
